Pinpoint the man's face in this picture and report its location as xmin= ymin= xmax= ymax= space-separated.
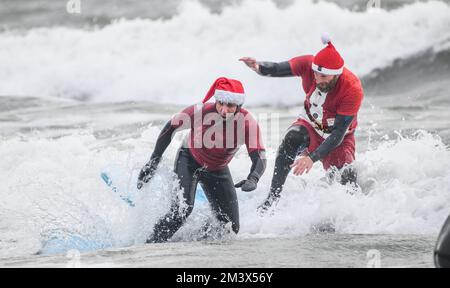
xmin=314 ymin=72 xmax=339 ymax=93
xmin=216 ymin=101 xmax=238 ymax=119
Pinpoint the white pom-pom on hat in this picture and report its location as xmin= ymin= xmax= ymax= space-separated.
xmin=321 ymin=33 xmax=331 ymax=45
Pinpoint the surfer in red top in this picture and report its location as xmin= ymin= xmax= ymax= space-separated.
xmin=240 ymin=34 xmax=364 ymax=215
xmin=138 ymin=77 xmax=266 ymax=243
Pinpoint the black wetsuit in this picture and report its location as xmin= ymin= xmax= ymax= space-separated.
xmin=435 ymin=214 xmax=450 ymax=268
xmin=257 ymin=62 xmax=357 ymax=210
xmin=143 ymin=121 xmax=266 ymax=243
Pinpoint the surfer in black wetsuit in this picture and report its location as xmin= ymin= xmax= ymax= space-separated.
xmin=137 ymin=78 xmax=266 ymax=243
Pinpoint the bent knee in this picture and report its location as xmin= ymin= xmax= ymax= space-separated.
xmin=279 ymin=125 xmax=309 ymax=154
xmin=284 ymin=125 xmax=309 ymax=143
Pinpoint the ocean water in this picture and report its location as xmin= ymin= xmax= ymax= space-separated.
xmin=0 ymin=0 xmax=449 ymax=267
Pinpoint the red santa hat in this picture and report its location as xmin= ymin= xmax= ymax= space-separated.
xmin=312 ymin=34 xmax=345 ymax=75
xmin=202 ymin=77 xmax=245 ymax=106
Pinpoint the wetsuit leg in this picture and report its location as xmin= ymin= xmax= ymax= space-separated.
xmin=147 ymin=148 xmax=200 ymax=243
xmin=435 ymin=214 xmax=450 ymax=268
xmin=269 ymin=125 xmax=310 ymax=197
xmin=200 ymin=167 xmax=240 ymax=234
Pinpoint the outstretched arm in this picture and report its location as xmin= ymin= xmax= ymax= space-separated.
xmin=137 ymin=121 xmax=177 ymax=189
xmin=239 ymin=57 xmax=294 ymax=77
xmin=138 ymin=105 xmax=197 ymax=189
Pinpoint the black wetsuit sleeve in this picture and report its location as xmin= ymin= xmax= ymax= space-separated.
xmin=257 ymin=61 xmax=294 ymax=77
xmin=308 ymin=115 xmax=355 ymax=162
xmin=247 ymin=150 xmax=267 ymax=182
xmin=148 ymin=121 xmax=177 ymax=165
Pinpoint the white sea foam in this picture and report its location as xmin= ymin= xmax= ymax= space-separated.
xmin=0 ymin=0 xmax=449 ymax=105
xmin=0 ymin=126 xmax=448 ymax=257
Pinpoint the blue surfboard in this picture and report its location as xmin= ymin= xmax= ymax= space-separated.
xmin=100 ymin=168 xmax=207 ymax=207
xmin=101 ymin=172 xmax=135 ymax=207
xmin=40 ymin=167 xmax=208 ymax=256
xmin=40 ymin=234 xmax=111 ymax=255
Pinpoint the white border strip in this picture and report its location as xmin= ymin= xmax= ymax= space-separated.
xmin=213 ymin=89 xmax=245 ymax=105
xmin=312 ymin=63 xmax=343 ymax=75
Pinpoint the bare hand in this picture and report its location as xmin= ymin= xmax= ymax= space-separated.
xmin=290 ymin=156 xmax=313 ymax=176
xmin=239 ymin=57 xmax=259 ymax=72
